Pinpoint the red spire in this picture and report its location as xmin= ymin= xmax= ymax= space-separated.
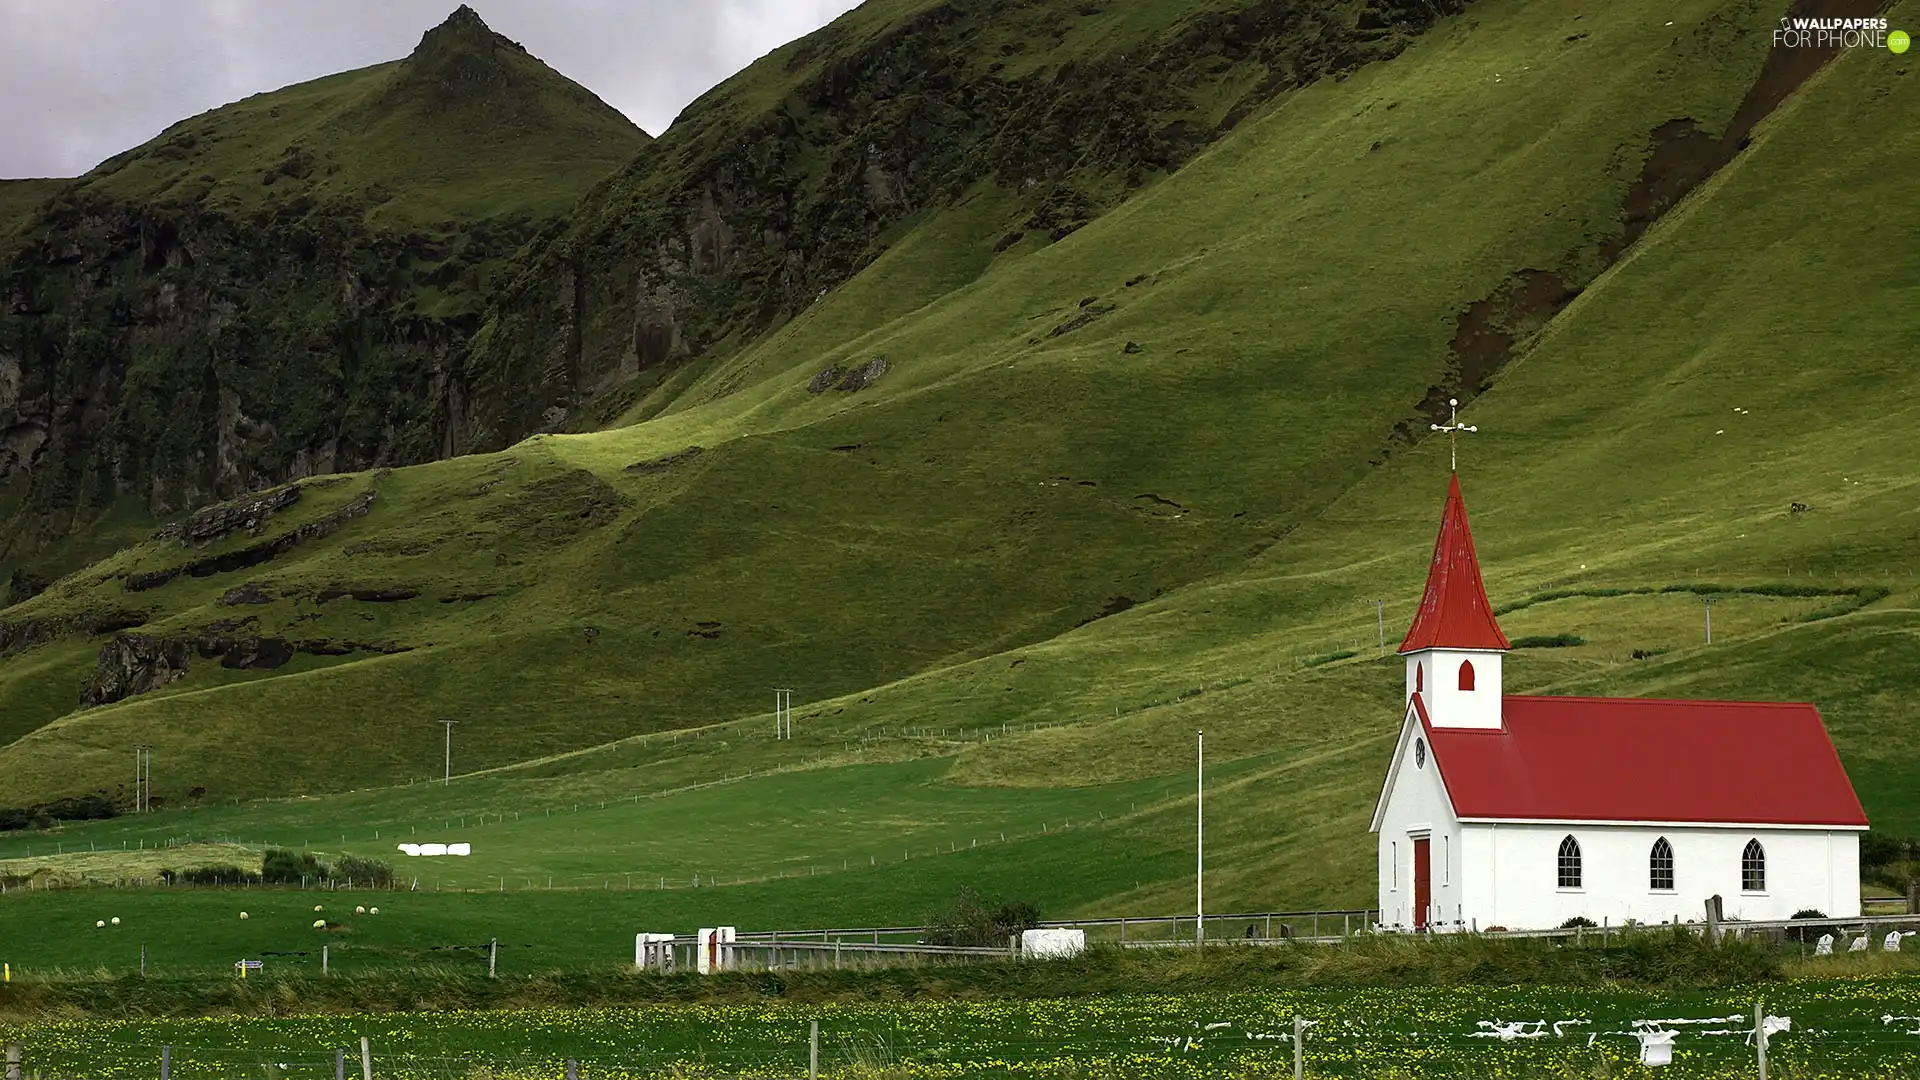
xmin=1398 ymin=474 xmax=1509 ymax=653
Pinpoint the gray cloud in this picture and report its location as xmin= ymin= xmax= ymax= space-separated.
xmin=0 ymin=0 xmax=864 ymax=178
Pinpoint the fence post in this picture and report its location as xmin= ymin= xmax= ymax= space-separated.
xmin=334 ymin=1048 xmax=345 ymax=1080
xmin=1908 ymin=883 xmax=1919 ymax=915
xmin=141 ymin=944 xmax=147 ymax=978
xmin=489 ymin=938 xmax=497 ymax=978
xmin=1755 ymin=1001 xmax=1767 ymax=1080
xmin=323 ymin=945 xmax=329 ymax=976
xmin=5 ymin=1042 xmax=19 ymax=1080
xmin=810 ymin=1019 xmax=820 ymax=1080
xmin=159 ymin=1046 xmax=170 ymax=1080
xmin=565 ymin=1060 xmax=578 ymax=1080
xmin=1705 ymin=896 xmax=1723 ymax=943
xmin=360 ymin=1036 xmax=373 ymax=1080
xmin=1293 ymin=1016 xmax=1306 ymax=1080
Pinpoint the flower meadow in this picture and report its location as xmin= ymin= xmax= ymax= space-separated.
xmin=4 ymin=979 xmax=1920 ymax=1078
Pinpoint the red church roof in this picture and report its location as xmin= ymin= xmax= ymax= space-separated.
xmin=1399 ymin=474 xmax=1509 ymax=652
xmin=1416 ymin=695 xmax=1868 ymax=827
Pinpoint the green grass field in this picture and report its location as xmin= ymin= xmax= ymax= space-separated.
xmin=1 ymin=0 xmax=1917 ymax=974
xmin=4 ymin=974 xmax=1920 ymax=1078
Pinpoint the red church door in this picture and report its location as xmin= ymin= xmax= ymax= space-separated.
xmin=1412 ymin=838 xmax=1432 ymax=931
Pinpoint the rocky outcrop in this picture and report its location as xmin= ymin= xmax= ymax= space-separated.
xmin=808 ymin=357 xmax=890 ymax=395
xmin=0 ymin=609 xmax=148 ymax=657
xmin=82 ymin=635 xmax=190 ymax=706
xmin=125 ymin=490 xmax=376 ymax=592
xmin=81 ymin=628 xmax=413 ymax=707
xmin=155 ymin=485 xmax=301 ymax=547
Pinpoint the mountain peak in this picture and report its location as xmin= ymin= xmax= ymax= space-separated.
xmin=393 ymin=4 xmax=541 ymax=109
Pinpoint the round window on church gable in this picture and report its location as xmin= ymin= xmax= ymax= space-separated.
xmin=1414 ymin=738 xmax=1426 ymax=768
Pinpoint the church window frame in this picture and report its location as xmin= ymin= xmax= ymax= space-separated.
xmin=1458 ymin=659 xmax=1476 ymax=691
xmin=1415 ymin=663 xmax=1424 ymax=693
xmin=1557 ymin=835 xmax=1582 ymax=890
xmin=1442 ymin=834 xmax=1450 ymax=886
xmin=1649 ymin=837 xmax=1675 ymax=892
xmin=1390 ymin=841 xmax=1399 ymax=891
xmin=1741 ymin=839 xmax=1766 ymax=893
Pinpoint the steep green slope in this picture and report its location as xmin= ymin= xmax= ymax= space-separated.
xmin=0 ymin=180 xmax=63 ymax=248
xmin=454 ymin=0 xmax=1473 ymax=448
xmin=0 ymin=7 xmax=646 ymax=586
xmin=0 ymin=0 xmax=1866 ymax=805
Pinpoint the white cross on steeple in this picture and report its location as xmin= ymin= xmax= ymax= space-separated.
xmin=1431 ymin=397 xmax=1477 ymax=472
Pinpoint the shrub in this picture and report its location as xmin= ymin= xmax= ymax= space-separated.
xmin=923 ymin=889 xmax=1041 ymax=948
xmin=1559 ymin=916 xmax=1598 ymax=929
xmin=1787 ymin=909 xmax=1833 ymax=943
xmin=163 ymin=865 xmax=262 ymax=886
xmin=1512 ymin=634 xmax=1585 ymax=649
xmin=261 ymin=848 xmax=328 ymax=884
xmin=1305 ymin=650 xmax=1358 ymax=667
xmin=331 ymin=855 xmax=394 ymax=888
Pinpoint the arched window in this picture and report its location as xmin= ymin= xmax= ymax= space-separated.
xmin=1557 ymin=835 xmax=1582 ymax=889
xmin=1458 ymin=659 xmax=1476 ymax=691
xmin=1742 ymin=839 xmax=1766 ymax=892
xmin=1415 ymin=663 xmax=1424 ymax=693
xmin=1650 ymin=837 xmax=1674 ymax=891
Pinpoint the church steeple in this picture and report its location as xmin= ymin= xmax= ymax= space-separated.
xmin=1401 ymin=473 xmax=1507 ymax=730
xmin=1400 ymin=473 xmax=1509 ymax=653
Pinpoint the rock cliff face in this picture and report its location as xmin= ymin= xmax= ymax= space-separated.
xmin=0 ymin=7 xmax=645 ymax=574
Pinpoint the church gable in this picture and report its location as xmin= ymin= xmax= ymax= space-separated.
xmin=1370 ymin=697 xmax=1458 ymax=834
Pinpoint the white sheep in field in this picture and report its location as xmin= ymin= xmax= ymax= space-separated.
xmin=239 ymin=911 xmax=249 ymax=920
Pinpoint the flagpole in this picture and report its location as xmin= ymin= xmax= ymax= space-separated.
xmin=1197 ymin=729 xmax=1205 ymax=947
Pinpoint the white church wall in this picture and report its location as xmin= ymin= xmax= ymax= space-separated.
xmin=1463 ymin=822 xmax=1862 ymax=930
xmin=1405 ymin=649 xmax=1503 ymax=729
xmin=1374 ymin=711 xmax=1464 ymax=931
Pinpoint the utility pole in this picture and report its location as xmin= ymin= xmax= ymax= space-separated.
xmin=773 ymin=688 xmax=794 ymax=739
xmin=1702 ymin=597 xmax=1716 ymax=644
xmin=439 ymin=721 xmax=457 ymax=785
xmin=1374 ymin=601 xmax=1387 ymax=656
xmin=133 ymin=745 xmax=152 ymax=813
xmin=1196 ymin=729 xmax=1205 ymax=947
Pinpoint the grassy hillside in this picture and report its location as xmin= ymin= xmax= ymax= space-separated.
xmin=0 ymin=6 xmax=648 ymax=587
xmin=67 ymin=6 xmax=640 ymax=229
xmin=0 ymin=180 xmax=64 ymax=247
xmin=0 ymin=0 xmax=1914 ymax=929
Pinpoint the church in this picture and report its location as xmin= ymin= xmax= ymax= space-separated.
xmin=1370 ymin=474 xmax=1867 ymax=932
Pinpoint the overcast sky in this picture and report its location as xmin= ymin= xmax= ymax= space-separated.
xmin=0 ymin=0 xmax=866 ymax=179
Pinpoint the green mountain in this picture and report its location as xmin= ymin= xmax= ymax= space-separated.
xmin=0 ymin=0 xmax=1914 ymax=921
xmin=0 ymin=6 xmax=646 ymax=585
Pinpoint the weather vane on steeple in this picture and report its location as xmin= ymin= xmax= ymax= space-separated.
xmin=1431 ymin=398 xmax=1477 ymax=473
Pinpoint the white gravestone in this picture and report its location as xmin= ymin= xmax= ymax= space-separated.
xmin=1815 ymin=933 xmax=1834 ymax=956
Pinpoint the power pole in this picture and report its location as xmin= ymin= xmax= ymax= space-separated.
xmin=1196 ymin=729 xmax=1205 ymax=947
xmin=439 ymin=721 xmax=457 ymax=785
xmin=1702 ymin=597 xmax=1716 ymax=644
xmin=133 ymin=745 xmax=152 ymax=813
xmin=773 ymin=688 xmax=794 ymax=739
